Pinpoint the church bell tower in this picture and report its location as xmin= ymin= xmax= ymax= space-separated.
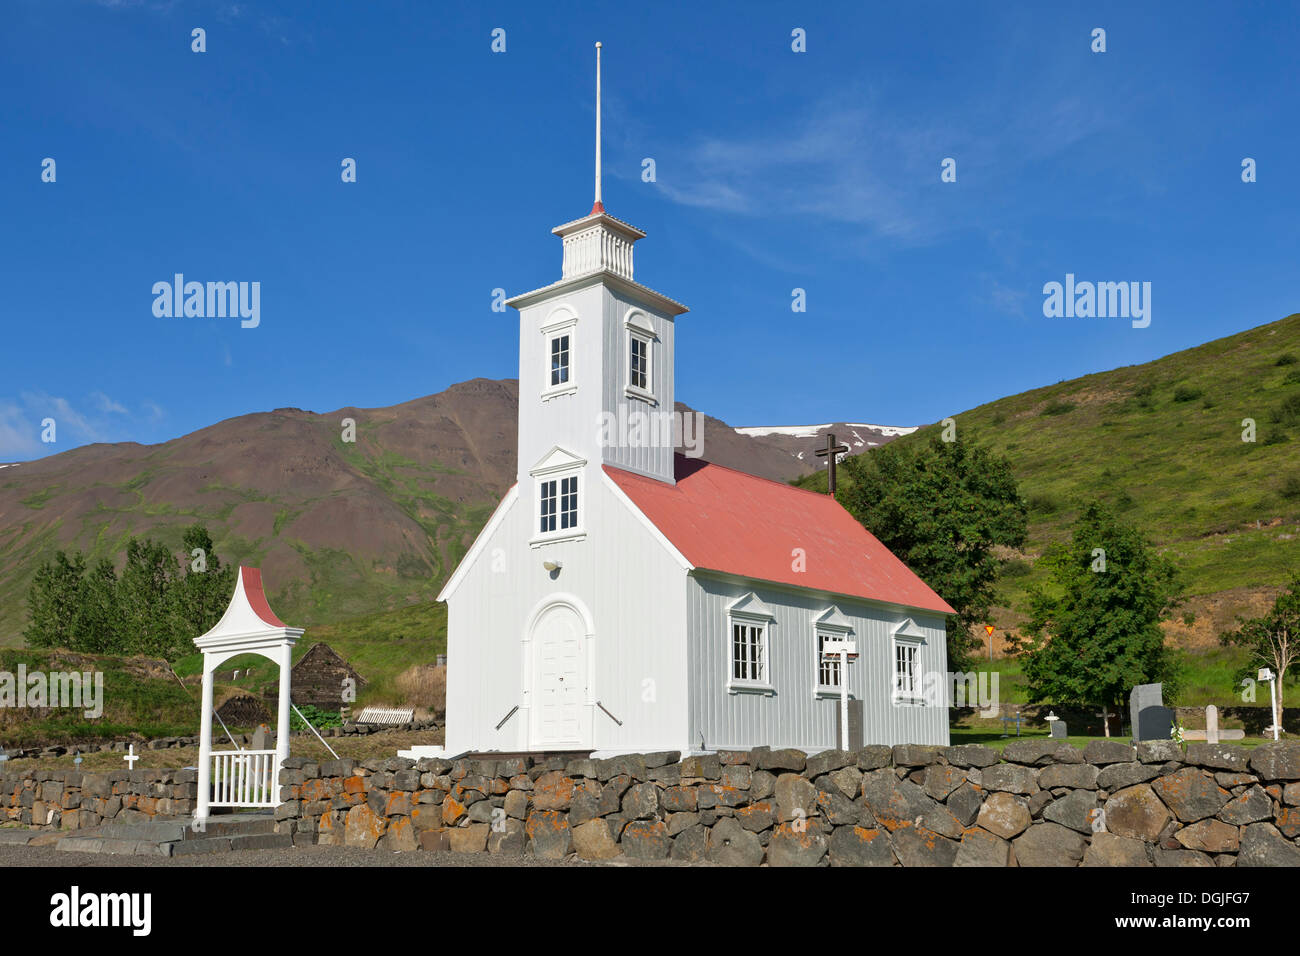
xmin=506 ymin=43 xmax=688 ymax=544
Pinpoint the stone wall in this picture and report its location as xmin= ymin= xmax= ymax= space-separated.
xmin=275 ymin=742 xmax=1300 ymax=865
xmin=0 ymin=769 xmax=197 ymax=830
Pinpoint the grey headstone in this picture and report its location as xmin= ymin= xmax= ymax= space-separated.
xmin=1205 ymin=705 xmax=1219 ymax=745
xmin=1129 ymin=684 xmax=1174 ymax=742
xmin=251 ymin=724 xmax=275 ymax=751
xmin=1049 ymin=719 xmax=1068 ymax=739
xmin=835 ymin=699 xmax=864 ymax=751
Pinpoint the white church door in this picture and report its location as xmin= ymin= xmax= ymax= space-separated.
xmin=529 ymin=602 xmax=587 ymax=749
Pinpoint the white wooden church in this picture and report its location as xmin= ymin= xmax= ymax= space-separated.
xmin=438 ymin=47 xmax=953 ymax=756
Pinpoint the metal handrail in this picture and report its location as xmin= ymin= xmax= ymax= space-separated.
xmin=495 ymin=705 xmax=519 ymax=730
xmin=292 ymin=703 xmax=340 ymax=759
xmin=597 ymin=701 xmax=623 ymax=726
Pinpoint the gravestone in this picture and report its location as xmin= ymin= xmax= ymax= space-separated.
xmin=1129 ymin=683 xmax=1175 ymax=742
xmin=251 ymin=723 xmax=275 ymax=750
xmin=1046 ymin=711 xmax=1068 ymax=739
xmin=835 ymin=698 xmax=864 ymax=751
xmin=1206 ymin=704 xmax=1219 ymax=745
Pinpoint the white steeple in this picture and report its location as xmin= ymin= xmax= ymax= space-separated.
xmin=507 ymin=40 xmax=688 ymax=490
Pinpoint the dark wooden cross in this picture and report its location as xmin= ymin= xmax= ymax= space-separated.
xmin=814 ymin=432 xmax=849 ymax=495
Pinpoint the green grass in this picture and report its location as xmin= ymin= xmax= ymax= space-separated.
xmin=0 ymin=648 xmax=197 ymax=747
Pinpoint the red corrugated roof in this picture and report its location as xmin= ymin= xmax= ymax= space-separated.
xmin=241 ymin=566 xmax=286 ymax=627
xmin=606 ymin=457 xmax=955 ymax=615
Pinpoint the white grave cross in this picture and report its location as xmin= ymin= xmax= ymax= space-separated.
xmin=1259 ymin=668 xmax=1280 ymax=741
xmin=123 ymin=743 xmax=139 ymax=769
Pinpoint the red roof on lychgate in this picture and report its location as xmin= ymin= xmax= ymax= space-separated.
xmin=240 ymin=566 xmax=286 ymax=627
xmin=605 ymin=457 xmax=955 ymax=616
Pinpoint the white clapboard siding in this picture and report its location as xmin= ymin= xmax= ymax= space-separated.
xmin=443 ymin=475 xmax=690 ymax=755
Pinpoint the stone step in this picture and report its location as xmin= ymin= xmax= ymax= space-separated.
xmin=194 ymin=815 xmax=277 ymax=839
xmin=98 ymin=821 xmax=190 ymax=842
xmin=55 ymin=836 xmax=164 ymax=856
xmin=52 ymin=812 xmax=284 ymax=857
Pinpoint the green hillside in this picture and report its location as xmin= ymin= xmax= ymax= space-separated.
xmin=799 ymin=313 xmax=1300 ymax=637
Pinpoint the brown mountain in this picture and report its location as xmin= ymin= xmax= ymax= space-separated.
xmin=0 ymin=379 xmax=810 ymax=644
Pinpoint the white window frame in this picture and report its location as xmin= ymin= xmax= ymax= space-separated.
xmin=813 ymin=606 xmax=854 ymax=698
xmin=529 ymin=447 xmax=586 ymax=546
xmin=726 ymin=593 xmax=775 ymax=695
xmin=890 ymin=618 xmax=927 ymax=705
xmin=541 ymin=310 xmax=578 ymax=401
xmin=623 ymin=310 xmax=656 ymax=404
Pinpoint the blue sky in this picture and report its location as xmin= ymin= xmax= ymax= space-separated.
xmin=3 ymin=0 xmax=1298 ymax=460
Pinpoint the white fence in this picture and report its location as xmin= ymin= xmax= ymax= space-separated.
xmin=209 ymin=749 xmax=279 ymax=808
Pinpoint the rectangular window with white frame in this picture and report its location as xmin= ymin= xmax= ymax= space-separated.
xmin=549 ymin=333 xmax=570 ymax=388
xmin=732 ymin=620 xmax=766 ymax=684
xmin=817 ymin=629 xmax=842 ymax=691
xmin=894 ymin=641 xmax=919 ymax=699
xmin=538 ymin=474 xmax=579 ymax=534
xmin=726 ymin=594 xmax=775 ymax=693
xmin=624 ymin=310 xmax=655 ymax=402
xmin=629 ymin=335 xmax=648 ymax=390
xmin=540 ymin=311 xmax=578 ymax=400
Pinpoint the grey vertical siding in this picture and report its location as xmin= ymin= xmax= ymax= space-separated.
xmin=686 ymin=572 xmax=950 ymax=751
xmin=600 ymin=286 xmax=676 ymax=483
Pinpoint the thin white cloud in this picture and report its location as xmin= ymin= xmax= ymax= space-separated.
xmin=0 ymin=401 xmax=43 ymax=460
xmin=20 ymin=392 xmax=100 ymax=440
xmin=91 ymin=390 xmax=129 ymax=414
xmin=639 ymin=71 xmax=1124 ymax=252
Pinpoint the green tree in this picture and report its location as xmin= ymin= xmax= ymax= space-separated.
xmin=1220 ymin=577 xmax=1299 ymax=710
xmin=73 ymin=558 xmax=124 ymax=653
xmin=117 ymin=537 xmax=185 ymax=658
xmin=176 ymin=524 xmax=236 ymax=639
xmin=23 ymin=551 xmax=87 ymax=648
xmin=837 ymin=432 xmax=1027 ymax=670
xmin=1013 ymin=503 xmax=1182 ymax=736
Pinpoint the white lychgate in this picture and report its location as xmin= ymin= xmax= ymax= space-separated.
xmin=193 ymin=567 xmax=301 ymax=823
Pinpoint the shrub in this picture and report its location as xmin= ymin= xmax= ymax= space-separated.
xmin=1173 ymin=385 xmax=1203 ymax=403
xmin=1277 ymin=353 xmax=1298 ymax=366
xmin=290 ymin=705 xmax=342 ymax=731
xmin=1027 ymin=494 xmax=1059 ymax=514
xmin=1282 ymin=475 xmax=1300 ymax=500
xmin=1284 ymin=369 xmax=1300 ymax=386
xmin=1041 ymin=399 xmax=1075 ymax=417
xmin=1273 ymin=393 xmax=1300 ymax=426
xmin=1001 ymin=558 xmax=1032 ymax=578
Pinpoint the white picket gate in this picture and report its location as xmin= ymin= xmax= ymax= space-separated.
xmin=208 ymin=749 xmax=279 ymax=808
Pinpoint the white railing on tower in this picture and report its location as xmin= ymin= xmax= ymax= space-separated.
xmin=208 ymin=749 xmax=279 ymax=808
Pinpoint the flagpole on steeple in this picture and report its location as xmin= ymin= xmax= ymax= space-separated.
xmin=592 ymin=41 xmax=604 ymax=215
